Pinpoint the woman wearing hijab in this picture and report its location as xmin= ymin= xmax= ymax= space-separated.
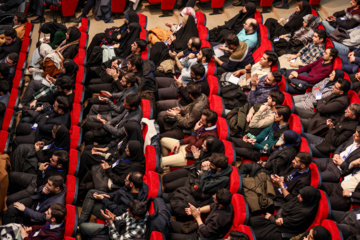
xmin=162 ymin=136 xmax=225 ymax=193
xmin=78 ymin=121 xmax=143 ymax=180
xmin=11 ymin=124 xmax=70 ymax=174
xmin=250 ymin=186 xmax=321 ymax=240
xmin=79 ymin=140 xmax=145 ymax=194
xmin=296 ymin=226 xmax=332 ymax=240
xmin=274 ymin=14 xmax=319 ymax=56
xmin=150 ymin=15 xmax=198 ymax=66
xmin=56 ymin=27 xmax=81 ymax=60
xmin=61 ymin=59 xmax=79 ymax=80
xmin=209 ymin=3 xmax=256 ymax=43
xmin=87 ymin=11 xmax=139 ymax=57
xmin=39 ymin=22 xmax=68 ymax=49
xmin=293 ymin=70 xmax=344 ymax=115
xmin=265 ymin=1 xmax=312 ymax=40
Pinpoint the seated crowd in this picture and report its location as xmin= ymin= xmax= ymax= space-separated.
xmin=2 ymin=1 xmax=360 ymax=239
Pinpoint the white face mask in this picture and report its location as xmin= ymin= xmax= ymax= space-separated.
xmin=279 ymin=137 xmax=285 ymax=145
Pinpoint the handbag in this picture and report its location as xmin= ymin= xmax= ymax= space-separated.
xmin=329 ymin=27 xmax=350 ymax=42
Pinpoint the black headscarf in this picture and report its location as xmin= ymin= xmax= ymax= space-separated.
xmin=53 ymin=125 xmax=70 ymax=150
xmin=126 ymin=140 xmax=145 ymax=162
xmin=115 ymin=22 xmax=142 ymax=59
xmin=311 ymin=226 xmax=332 ymax=240
xmin=40 ymin=22 xmax=67 ymax=43
xmin=282 ymin=1 xmax=312 ymax=36
xmin=66 ymin=27 xmax=81 ymax=43
xmin=332 ymin=69 xmax=345 ymax=82
xmin=63 ymin=59 xmax=79 ymax=79
xmin=280 ymin=186 xmax=321 ymax=232
xmin=283 ymin=130 xmax=301 ymax=147
xmin=118 ymin=121 xmax=144 ymax=154
xmin=201 ymin=136 xmax=225 ymax=159
xmin=222 ymin=2 xmax=256 ymax=32
xmin=172 ymin=15 xmax=198 ymax=52
xmin=126 ymin=11 xmax=139 ymax=24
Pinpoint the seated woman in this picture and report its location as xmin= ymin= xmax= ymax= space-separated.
xmin=250 ymin=186 xmax=321 ymax=240
xmin=39 ymin=22 xmax=68 ymax=49
xmin=61 ymin=59 xmax=79 ymax=80
xmin=274 ymin=14 xmax=319 ymax=56
xmin=11 ymin=124 xmax=70 ymax=174
xmin=87 ymin=11 xmax=140 ymax=58
xmin=79 ymin=140 xmax=145 ymax=195
xmin=148 ymin=7 xmax=196 ymax=45
xmin=56 ymin=27 xmax=81 ymax=60
xmin=208 ymin=2 xmax=256 ymax=43
xmin=78 ymin=121 xmax=143 ymax=180
xmin=295 ymin=226 xmax=331 ymax=240
xmin=150 ymin=15 xmax=198 ymax=66
xmin=265 ymin=1 xmax=311 ymax=40
xmin=162 ymin=136 xmax=225 ymax=193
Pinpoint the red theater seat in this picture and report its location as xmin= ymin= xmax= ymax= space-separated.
xmin=229 ymin=166 xmax=242 ymax=194
xmin=75 ymin=65 xmax=86 ymax=85
xmin=138 ymin=13 xmax=148 ymax=29
xmin=7 ymin=88 xmax=20 ymax=109
xmin=68 ymin=149 xmax=80 ymax=177
xmin=309 ymin=162 xmax=321 ymax=188
xmin=16 ymin=52 xmax=27 ymax=71
xmin=21 ymin=36 xmax=31 ymax=53
xmin=207 ymin=75 xmax=220 ymax=95
xmin=321 ymin=219 xmax=343 ymax=240
xmin=209 ymin=94 xmax=225 ymax=117
xmin=197 ymin=25 xmax=209 ymax=41
xmin=196 ymin=11 xmax=206 ymax=26
xmin=282 ymin=92 xmax=294 ymax=112
xmin=278 ymin=76 xmax=288 ymax=92
xmin=73 ymin=48 xmax=86 ymax=66
xmin=74 ymin=84 xmax=85 ymax=104
xmin=145 ymin=145 xmax=160 ymax=172
xmin=64 ymin=204 xmax=78 ymax=237
xmin=348 ymin=90 xmax=360 ymax=104
xmin=143 ymin=171 xmax=162 ymax=199
xmin=288 ymin=113 xmax=303 ymax=134
xmin=150 ymin=231 xmax=165 ymax=240
xmin=24 ymin=22 xmax=33 ymax=37
xmin=70 ymin=103 xmax=82 ymax=126
xmin=112 ymin=0 xmax=126 ymax=13
xmin=0 ymin=130 xmax=9 ymax=154
xmin=70 ymin=125 xmax=82 ymax=150
xmin=79 ymin=32 xmax=88 ymax=49
xmin=65 ymin=175 xmax=79 ymax=205
xmin=217 ymin=117 xmax=230 ymax=140
xmin=1 ymin=108 xmax=14 ymax=131
xmin=78 ymin=18 xmax=90 ymax=33
xmin=223 ymin=140 xmax=236 ymax=165
xmin=141 ymin=98 xmax=153 ymax=119
xmin=12 ymin=70 xmax=24 ymax=90
xmin=254 ymin=10 xmax=263 ymax=24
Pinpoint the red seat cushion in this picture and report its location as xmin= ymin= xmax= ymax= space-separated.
xmin=311 ymin=8 xmax=319 ymax=17
xmin=145 ymin=145 xmax=160 ymax=172
xmin=0 ymin=130 xmax=9 ymax=154
xmin=223 ymin=140 xmax=236 ymax=165
xmin=309 ymin=162 xmax=321 ymax=188
xmin=141 ymin=99 xmax=153 ymax=119
xmin=260 ymin=0 xmax=273 ymax=7
xmin=24 ymin=22 xmax=33 ymax=37
xmin=68 ymin=149 xmax=80 ymax=177
xmin=195 ymin=11 xmax=206 ymax=26
xmin=282 ymin=92 xmax=294 ymax=112
xmin=65 ymin=175 xmax=78 ymax=205
xmin=217 ymin=117 xmax=230 ymax=140
xmin=325 ymin=38 xmax=334 ymax=48
xmin=333 ymin=57 xmax=342 ymax=70
xmin=209 ymin=95 xmax=225 ymax=117
xmin=197 ymin=25 xmax=208 ymax=41
xmin=207 ymin=75 xmax=220 ymax=95
xmin=61 ymin=0 xmax=78 ymax=16
xmin=64 ymin=204 xmax=78 ymax=237
xmin=78 ymin=18 xmax=89 ymax=33
xmin=289 ymin=113 xmax=302 ymax=134
xmin=348 ymin=90 xmax=360 ymax=104
xmin=201 ymin=40 xmax=211 ymax=48
xmin=229 ymin=166 xmax=242 ymax=194
xmin=231 ymin=194 xmax=249 ymax=226
xmin=160 ymin=0 xmax=176 ymax=11
xmin=141 ymin=46 xmax=150 ymax=60
xmin=12 ymin=70 xmax=23 ymax=89
xmin=21 ymin=36 xmax=31 ymax=53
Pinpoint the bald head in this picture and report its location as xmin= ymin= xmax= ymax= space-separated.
xmin=244 ymin=18 xmax=258 ymax=33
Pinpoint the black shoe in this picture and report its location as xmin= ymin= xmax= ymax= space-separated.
xmin=31 ymin=17 xmax=45 ymax=23
xmin=232 ymin=1 xmax=243 ymax=6
xmin=73 ymin=16 xmax=85 ymax=23
xmin=273 ymin=2 xmax=289 ymax=8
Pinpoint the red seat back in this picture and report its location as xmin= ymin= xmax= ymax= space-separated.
xmin=209 ymin=94 xmax=225 ymax=117
xmin=254 ymin=10 xmax=263 ymax=24
xmin=307 ymin=190 xmax=330 ymax=230
xmin=278 ymin=76 xmax=288 ymax=92
xmin=217 ymin=117 xmax=230 ymax=140
xmin=7 ymin=88 xmax=20 ymax=109
xmin=321 ymin=219 xmax=343 ymax=240
xmin=229 ymin=166 xmax=242 ymax=194
xmin=73 ymin=48 xmax=86 ymax=66
xmin=16 ymin=52 xmax=27 ymax=71
xmin=309 ymin=162 xmax=321 ymax=189
xmin=1 ymin=108 xmax=14 ymax=131
xmin=12 ymin=70 xmax=23 ymax=89
xmin=75 ymin=65 xmax=85 ymax=85
xmin=68 ymin=149 xmax=80 ymax=177
xmin=24 ymin=22 xmax=33 ymax=37
xmin=231 ymin=194 xmax=249 ymax=226
xmin=197 ymin=25 xmax=208 ymax=41
xmin=65 ymin=175 xmax=78 ymax=205
xmin=311 ymin=8 xmax=319 ymax=17
xmin=78 ymin=18 xmax=89 ymax=33
xmin=21 ymin=36 xmax=31 ymax=53
xmin=64 ymin=204 xmax=78 ymax=237
xmin=300 ymin=137 xmax=311 ymax=154
xmin=282 ymin=92 xmax=294 ymax=112
xmin=141 ymin=98 xmax=153 ymax=119
xmin=288 ymin=113 xmax=302 ymax=134
xmin=0 ymin=130 xmax=9 ymax=154
xmin=207 ymin=75 xmax=220 ymax=95
xmin=69 ymin=125 xmax=81 ymax=150
xmin=150 ymin=231 xmax=165 ymax=240
xmin=79 ymin=32 xmax=88 ymax=49
xmin=70 ymin=103 xmax=82 ymax=126
xmin=138 ymin=14 xmax=147 ymax=29
xmin=325 ymin=38 xmax=334 ymax=48
xmin=333 ymin=57 xmax=342 ymax=70
xmin=143 ymin=171 xmax=162 ymax=199
xmin=196 ymin=11 xmax=206 ymax=26
xmin=145 ymin=145 xmax=160 ymax=172
xmin=348 ymin=90 xmax=360 ymax=104
xmin=223 ymin=140 xmax=236 ymax=165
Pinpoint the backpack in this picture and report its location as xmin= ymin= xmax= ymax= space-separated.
xmin=145 ymin=197 xmax=172 ymax=240
xmin=226 ymin=103 xmax=250 ymax=137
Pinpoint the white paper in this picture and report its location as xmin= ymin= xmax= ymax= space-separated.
xmin=356 ymin=213 xmax=360 ymax=220
xmin=228 ymin=74 xmax=240 ymax=85
xmin=213 ymin=45 xmax=225 ymax=58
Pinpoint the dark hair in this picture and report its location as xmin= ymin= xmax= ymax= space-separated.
xmin=204 ymin=135 xmax=218 ymax=150
xmin=4 ymin=27 xmax=17 ymax=39
xmin=7 ymin=52 xmax=19 ymax=64
xmin=190 ymin=37 xmax=201 ymax=50
xmin=202 ymin=109 xmax=218 ymax=126
xmin=269 ymin=89 xmax=284 ymax=105
xmin=0 ymin=63 xmax=9 ymax=79
xmin=55 ymin=76 xmax=74 ymax=91
xmin=128 ymin=55 xmax=143 ymax=71
xmin=125 ymin=94 xmax=141 ymax=108
xmin=264 ymin=51 xmax=278 ymax=67
xmin=249 ymin=19 xmax=258 ymax=32
xmin=328 ymin=47 xmax=338 ymax=62
xmin=349 ymin=103 xmax=360 ymax=119
xmin=314 ymin=29 xmax=326 ymax=42
xmin=53 ymin=150 xmax=69 ymax=169
xmin=50 ymin=203 xmax=66 ymax=224
xmin=128 ymin=200 xmax=148 ymax=218
xmin=55 ymin=96 xmax=69 ymax=112
xmin=200 ymin=47 xmax=213 ymax=62
xmin=15 ymin=12 xmax=27 ymax=24
xmin=0 ymin=81 xmax=9 ymax=94
xmin=336 ymin=78 xmax=351 ymax=93
xmin=191 ymin=63 xmax=205 ymax=78
xmin=275 ymin=105 xmax=291 ymax=122
xmin=48 ymin=175 xmax=64 ymax=190
xmin=225 ymin=33 xmax=239 ymax=47
xmin=229 ymin=231 xmax=250 ymax=240
xmin=128 ymin=172 xmax=143 ymax=189
xmin=210 ymin=153 xmax=228 ymax=169
xmin=0 ymin=102 xmax=5 ymax=117
xmin=124 ymin=72 xmax=138 ymax=86
xmin=215 ymin=188 xmax=232 ymax=206
xmin=134 ymin=39 xmax=147 ymax=52
xmin=271 ymin=70 xmax=282 ymax=83
xmin=296 ymin=152 xmax=312 ymax=167
xmin=187 ymin=82 xmax=202 ymax=99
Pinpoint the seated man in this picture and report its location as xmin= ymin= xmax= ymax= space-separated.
xmin=271 ymin=152 xmax=312 ymax=203
xmin=301 ymin=78 xmax=350 ymax=134
xmin=0 ymin=80 xmax=9 ymax=106
xmin=0 ymin=13 xmax=27 ymax=42
xmin=83 ymin=94 xmax=142 ymax=145
xmin=213 ymin=33 xmax=254 ymax=76
xmin=285 ymin=47 xmax=337 ymax=94
xmin=0 ymin=27 xmax=22 ymax=60
xmin=0 ymin=203 xmax=66 ymax=240
xmin=332 ymin=206 xmax=360 ymax=239
xmin=228 ymin=50 xmax=278 ymax=90
xmin=7 ymin=150 xmax=68 ymax=204
xmin=157 ymin=63 xmax=209 ymax=107
xmin=171 ymin=188 xmax=234 ymax=240
xmin=87 ymin=73 xmax=138 ymax=119
xmin=247 ymin=70 xmax=282 ymax=106
xmin=282 ymin=29 xmax=326 ymax=69
xmin=237 ymin=18 xmax=258 ymax=50
xmin=157 ymin=83 xmax=209 ymax=140
xmin=2 ymin=175 xmax=66 ymax=225
xmin=79 ymin=199 xmax=148 ymax=239
xmin=161 ymin=109 xmax=218 ymax=168
xmin=79 ymin=171 xmax=148 ymax=224
xmin=0 ymin=52 xmax=18 ymax=81
xmin=246 ymin=89 xmax=285 ymax=136
xmin=313 ymin=128 xmax=360 ymax=183
xmin=230 ymin=105 xmax=291 ymax=162
xmin=304 ymin=104 xmax=360 ymax=158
